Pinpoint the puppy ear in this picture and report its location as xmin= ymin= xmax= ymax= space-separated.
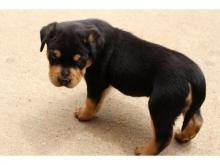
xmin=40 ymin=22 xmax=57 ymax=52
xmin=83 ymin=27 xmax=105 ymax=59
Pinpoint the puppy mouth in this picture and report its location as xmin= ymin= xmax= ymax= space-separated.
xmin=58 ymin=78 xmax=71 ymax=87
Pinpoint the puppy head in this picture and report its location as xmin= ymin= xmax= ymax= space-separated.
xmin=40 ymin=21 xmax=104 ymax=88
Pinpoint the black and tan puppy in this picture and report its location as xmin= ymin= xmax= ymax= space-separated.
xmin=40 ymin=19 xmax=206 ymax=155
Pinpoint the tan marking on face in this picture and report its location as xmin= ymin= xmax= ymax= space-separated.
xmin=49 ymin=65 xmax=62 ymax=87
xmin=48 ymin=59 xmax=93 ymax=88
xmin=80 ymin=59 xmax=93 ymax=76
xmin=67 ymin=68 xmax=83 ymax=88
xmin=182 ymin=83 xmax=193 ymax=115
xmin=74 ymin=86 xmax=111 ymax=121
xmin=73 ymin=54 xmax=81 ymax=62
xmin=175 ymin=113 xmax=203 ymax=143
xmin=53 ymin=49 xmax=62 ymax=58
xmin=87 ymin=59 xmax=93 ymax=67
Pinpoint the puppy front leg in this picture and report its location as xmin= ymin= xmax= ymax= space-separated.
xmin=75 ymin=85 xmax=110 ymax=121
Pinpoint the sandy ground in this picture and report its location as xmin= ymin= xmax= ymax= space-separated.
xmin=0 ymin=10 xmax=219 ymax=155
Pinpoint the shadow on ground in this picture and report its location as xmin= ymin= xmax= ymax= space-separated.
xmin=20 ymin=90 xmax=194 ymax=155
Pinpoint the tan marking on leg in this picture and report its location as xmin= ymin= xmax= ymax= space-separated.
xmin=135 ymin=120 xmax=173 ymax=155
xmin=176 ymin=83 xmax=203 ymax=143
xmin=135 ymin=121 xmax=159 ymax=155
xmin=135 ymin=141 xmax=158 ymax=156
xmin=75 ymin=98 xmax=97 ymax=121
xmin=182 ymin=83 xmax=193 ymax=115
xmin=75 ymin=87 xmax=111 ymax=121
xmin=95 ymin=86 xmax=111 ymax=112
xmin=175 ymin=113 xmax=203 ymax=143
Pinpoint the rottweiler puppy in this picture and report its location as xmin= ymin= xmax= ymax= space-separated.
xmin=40 ymin=19 xmax=206 ymax=155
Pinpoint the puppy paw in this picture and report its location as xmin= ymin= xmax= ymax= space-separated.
xmin=174 ymin=129 xmax=185 ymax=143
xmin=134 ymin=146 xmax=148 ymax=156
xmin=74 ymin=108 xmax=94 ymax=121
xmin=175 ymin=129 xmax=192 ymax=144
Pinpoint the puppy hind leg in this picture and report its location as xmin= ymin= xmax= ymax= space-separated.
xmin=135 ymin=98 xmax=175 ymax=155
xmin=135 ymin=119 xmax=173 ymax=155
xmin=134 ymin=80 xmax=189 ymax=155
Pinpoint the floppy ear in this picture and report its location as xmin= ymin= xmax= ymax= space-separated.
xmin=40 ymin=22 xmax=57 ymax=52
xmin=82 ymin=27 xmax=105 ymax=59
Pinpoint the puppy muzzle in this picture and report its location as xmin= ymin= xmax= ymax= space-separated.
xmin=58 ymin=78 xmax=71 ymax=86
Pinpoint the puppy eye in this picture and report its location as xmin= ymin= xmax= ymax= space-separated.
xmin=50 ymin=53 xmax=58 ymax=60
xmin=48 ymin=49 xmax=61 ymax=60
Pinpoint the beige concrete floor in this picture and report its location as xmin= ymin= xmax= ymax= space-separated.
xmin=0 ymin=10 xmax=219 ymax=155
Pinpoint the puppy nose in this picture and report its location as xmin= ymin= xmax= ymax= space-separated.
xmin=61 ymin=68 xmax=70 ymax=77
xmin=58 ymin=78 xmax=71 ymax=86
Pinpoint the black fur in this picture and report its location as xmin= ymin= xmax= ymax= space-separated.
xmin=40 ymin=19 xmax=206 ymax=154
